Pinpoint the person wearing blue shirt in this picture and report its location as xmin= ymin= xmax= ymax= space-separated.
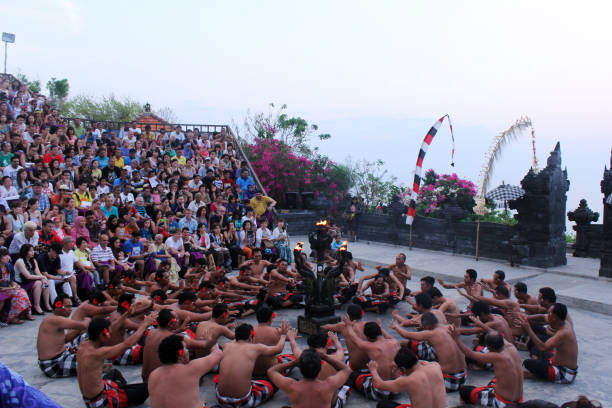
xmin=236 ymin=169 xmax=254 ymax=192
xmin=94 ymin=149 xmax=109 ymax=169
xmin=178 ymin=208 xmax=198 ymax=233
xmin=101 ymin=196 xmax=118 ymax=219
xmin=123 ymin=230 xmax=144 ymax=261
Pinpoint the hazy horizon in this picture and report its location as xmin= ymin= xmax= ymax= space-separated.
xmin=3 ymin=0 xmax=611 ymax=225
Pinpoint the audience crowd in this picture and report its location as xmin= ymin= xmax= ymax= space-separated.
xmin=0 ymin=74 xmax=289 ymax=325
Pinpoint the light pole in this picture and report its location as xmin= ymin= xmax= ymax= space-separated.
xmin=2 ymin=33 xmax=15 ymax=75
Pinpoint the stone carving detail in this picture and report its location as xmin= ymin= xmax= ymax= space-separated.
xmin=600 ymin=150 xmax=612 ymax=277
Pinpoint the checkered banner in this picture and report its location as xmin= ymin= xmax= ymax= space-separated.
xmin=406 ymin=115 xmax=455 ymax=225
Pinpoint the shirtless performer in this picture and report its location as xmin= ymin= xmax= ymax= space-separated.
xmin=252 ymin=306 xmax=294 ymax=377
xmin=520 ymin=287 xmax=557 ymax=315
xmin=265 ymin=259 xmax=302 ymax=309
xmin=480 ymin=270 xmax=512 ymax=294
xmin=215 ymin=321 xmax=289 ymax=407
xmin=457 ymin=301 xmax=514 ymax=370
xmin=357 ymin=268 xmax=405 ymax=300
xmin=67 ymin=290 xmax=117 ymax=342
xmin=147 ymin=270 xmax=182 ymax=296
xmin=438 ymin=269 xmax=483 ymax=317
xmin=390 ymin=312 xmax=467 ymax=391
xmin=344 ymin=319 xmax=400 ymax=401
xmin=452 ymin=329 xmax=524 ymax=407
xmin=370 ymin=347 xmax=446 ymax=408
xmin=392 ymin=293 xmax=447 ymax=327
xmin=408 ymin=276 xmax=435 ymax=297
xmin=141 ymin=309 xmax=214 ymax=381
xmin=238 ymin=249 xmax=272 ymax=280
xmin=194 ymin=303 xmax=236 ymax=358
xmin=37 ymin=294 xmax=88 ymax=378
xmin=459 ymin=285 xmax=524 ymax=338
xmin=77 ymin=315 xmax=154 ymax=408
xmin=513 ymin=282 xmax=537 ymax=307
xmin=148 ymin=335 xmax=224 ymax=408
xmin=375 ymin=253 xmax=411 ymax=297
xmin=108 ymin=293 xmax=154 ymax=365
xmin=519 ymin=303 xmax=578 ymax=384
xmin=322 ymin=304 xmax=370 ymax=371
xmin=428 ymin=287 xmax=460 ymax=327
xmin=268 ymin=348 xmax=351 ymax=408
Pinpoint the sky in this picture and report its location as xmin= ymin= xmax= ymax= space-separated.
xmin=3 ymin=0 xmax=612 ymax=226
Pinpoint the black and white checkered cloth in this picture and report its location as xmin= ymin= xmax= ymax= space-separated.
xmin=485 ymin=184 xmax=525 ymax=206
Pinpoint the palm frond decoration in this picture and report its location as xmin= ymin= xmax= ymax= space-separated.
xmin=477 ymin=117 xmax=533 ymax=199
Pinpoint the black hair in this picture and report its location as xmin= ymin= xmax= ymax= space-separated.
xmin=117 ymin=293 xmax=135 ymax=312
xmin=88 ymin=290 xmax=106 ymax=306
xmin=428 ymin=287 xmax=443 ymax=299
xmin=178 ymin=291 xmax=197 ymax=305
xmin=212 ymin=303 xmax=228 ymax=319
xmin=256 ymin=306 xmax=273 ymax=323
xmin=158 ymin=334 xmax=183 ymax=364
xmin=363 ymin=322 xmax=382 ymax=340
xmin=495 ymin=285 xmax=510 ymax=299
xmin=415 ymin=293 xmax=432 ymax=309
xmin=88 ymin=318 xmax=111 ymax=341
xmin=471 ymin=301 xmax=490 ymax=317
xmin=394 ymin=346 xmax=418 ymax=371
xmin=421 ymin=276 xmax=435 ymax=287
xmin=347 ymin=304 xmax=363 ymax=321
xmin=485 ymin=331 xmax=504 ymax=352
xmin=154 ymin=270 xmax=166 ymax=282
xmin=551 ymin=303 xmax=568 ymax=321
xmin=54 ymin=293 xmax=71 ymax=308
xmin=466 ymin=269 xmax=477 ymax=281
xmin=298 ymin=348 xmax=322 ymax=380
xmin=494 ymin=270 xmax=506 ymax=281
xmin=514 ymin=282 xmax=527 ymax=294
xmin=378 ymin=268 xmax=390 ymax=278
xmin=307 ymin=333 xmax=328 ymax=349
xmin=157 ymin=309 xmax=175 ymax=328
xmin=150 ymin=289 xmax=167 ymax=303
xmin=421 ymin=311 xmax=438 ymax=329
xmin=235 ymin=323 xmax=254 ymax=341
xmin=398 ymin=253 xmax=406 ymax=262
xmin=539 ymin=287 xmax=557 ymax=303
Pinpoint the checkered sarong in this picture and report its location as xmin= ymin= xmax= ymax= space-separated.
xmin=38 ymin=348 xmax=77 ymax=378
xmin=443 ymin=369 xmax=467 ymax=392
xmin=546 ymin=360 xmax=577 ymax=384
xmin=405 ymin=340 xmax=438 ymax=361
xmin=353 ymin=373 xmax=399 ymax=401
xmin=334 ymin=385 xmax=351 ymax=408
xmin=468 ymin=378 xmax=523 ymax=408
xmin=83 ymin=380 xmax=127 ymax=408
xmin=112 ymin=344 xmax=143 ymax=366
xmin=214 ymin=378 xmax=275 ymax=408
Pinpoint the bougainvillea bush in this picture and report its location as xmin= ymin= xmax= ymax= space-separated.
xmin=415 ymin=169 xmax=477 ymax=217
xmin=245 ymin=138 xmax=350 ymax=207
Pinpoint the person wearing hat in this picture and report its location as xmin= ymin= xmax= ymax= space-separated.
xmin=50 ymin=184 xmax=72 ymax=206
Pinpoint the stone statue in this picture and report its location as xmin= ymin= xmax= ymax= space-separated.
xmin=568 ymin=200 xmax=599 ymax=226
xmin=600 ymin=150 xmax=612 ymax=277
xmin=296 ymin=221 xmax=345 ymax=334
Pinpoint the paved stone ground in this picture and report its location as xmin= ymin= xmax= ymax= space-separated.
xmin=1 ymin=238 xmax=611 ymax=407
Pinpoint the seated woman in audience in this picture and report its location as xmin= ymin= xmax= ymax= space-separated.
xmin=0 ymin=247 xmax=33 ymax=324
xmin=14 ymin=244 xmax=50 ymax=315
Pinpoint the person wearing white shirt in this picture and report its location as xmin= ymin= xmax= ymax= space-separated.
xmin=58 ymin=237 xmax=81 ymax=302
xmin=255 ymin=219 xmax=272 ymax=249
xmin=3 ymin=156 xmax=23 ymax=184
xmin=8 ymin=222 xmax=39 ymax=255
xmin=165 ymin=229 xmax=186 ymax=266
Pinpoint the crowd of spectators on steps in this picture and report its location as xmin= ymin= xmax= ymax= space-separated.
xmin=0 ymin=74 xmax=291 ymax=326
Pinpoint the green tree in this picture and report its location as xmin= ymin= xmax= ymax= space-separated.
xmin=345 ymin=158 xmax=399 ymax=211
xmin=62 ymin=94 xmax=144 ymax=122
xmin=234 ymin=103 xmax=330 ymax=157
xmin=46 ymin=77 xmax=70 ymax=100
xmin=15 ymin=72 xmax=41 ymax=93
